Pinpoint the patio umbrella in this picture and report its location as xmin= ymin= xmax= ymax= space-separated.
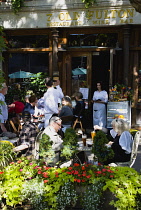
xmin=72 ymin=67 xmax=87 ymax=76
xmin=9 ymin=71 xmax=36 ymax=79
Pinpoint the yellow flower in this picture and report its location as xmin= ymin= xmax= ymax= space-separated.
xmin=0 ymin=140 xmax=14 ymax=147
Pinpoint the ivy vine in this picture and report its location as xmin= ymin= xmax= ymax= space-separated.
xmin=11 ymin=0 xmax=24 ymax=14
xmin=82 ymin=0 xmax=97 ymax=8
xmin=9 ymin=0 xmax=96 ymax=14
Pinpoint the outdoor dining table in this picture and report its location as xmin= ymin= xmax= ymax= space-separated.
xmin=77 ymin=138 xmax=95 ymax=164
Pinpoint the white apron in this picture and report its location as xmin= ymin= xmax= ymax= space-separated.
xmin=92 ymin=90 xmax=108 ymax=127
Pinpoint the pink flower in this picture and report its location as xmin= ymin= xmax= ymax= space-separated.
xmin=19 ymin=169 xmax=23 ymax=171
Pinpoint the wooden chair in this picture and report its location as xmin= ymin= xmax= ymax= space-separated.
xmin=72 ymin=109 xmax=85 ymax=132
xmin=60 ymin=115 xmax=74 ymax=125
xmin=9 ymin=116 xmax=22 ymax=135
xmin=109 ymin=131 xmax=141 ymax=168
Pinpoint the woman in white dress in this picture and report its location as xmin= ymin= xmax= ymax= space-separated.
xmin=92 ymin=81 xmax=108 ymax=128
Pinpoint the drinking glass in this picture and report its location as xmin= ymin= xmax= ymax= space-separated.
xmin=91 ymin=131 xmax=96 ymax=141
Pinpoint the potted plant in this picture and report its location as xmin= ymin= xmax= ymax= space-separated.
xmin=92 ymin=130 xmax=114 ymax=164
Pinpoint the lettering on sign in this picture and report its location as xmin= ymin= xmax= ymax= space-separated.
xmin=46 ymin=8 xmax=135 ymax=27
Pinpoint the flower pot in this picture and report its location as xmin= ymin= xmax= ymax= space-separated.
xmin=100 ymin=189 xmax=117 ymax=210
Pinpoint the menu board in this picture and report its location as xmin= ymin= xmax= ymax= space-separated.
xmin=107 ymin=101 xmax=131 ymax=128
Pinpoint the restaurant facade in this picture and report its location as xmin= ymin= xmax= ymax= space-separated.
xmin=0 ymin=0 xmax=141 ymax=127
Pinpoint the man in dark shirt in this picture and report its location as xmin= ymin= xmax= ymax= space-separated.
xmin=13 ymin=111 xmax=38 ymax=158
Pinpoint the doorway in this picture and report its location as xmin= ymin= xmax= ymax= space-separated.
xmin=91 ymin=51 xmax=110 ymax=98
xmin=70 ymin=52 xmax=92 ymax=97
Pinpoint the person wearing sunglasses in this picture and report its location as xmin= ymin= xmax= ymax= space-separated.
xmin=42 ymin=116 xmax=63 ymax=165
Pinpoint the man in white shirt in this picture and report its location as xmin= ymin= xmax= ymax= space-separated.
xmin=43 ymin=116 xmax=63 ymax=165
xmin=0 ymin=83 xmax=8 ymax=132
xmin=44 ymin=77 xmax=59 ymax=128
xmin=53 ymin=78 xmax=64 ymax=105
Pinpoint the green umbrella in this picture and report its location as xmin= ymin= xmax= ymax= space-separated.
xmin=9 ymin=71 xmax=36 ymax=79
xmin=72 ymin=67 xmax=87 ymax=76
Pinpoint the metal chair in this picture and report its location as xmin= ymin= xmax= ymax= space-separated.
xmin=110 ymin=131 xmax=141 ymax=168
xmin=33 ymin=131 xmax=43 ymax=160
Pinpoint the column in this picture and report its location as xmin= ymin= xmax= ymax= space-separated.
xmin=52 ymin=28 xmax=59 ymax=76
xmin=123 ymin=25 xmax=130 ymax=86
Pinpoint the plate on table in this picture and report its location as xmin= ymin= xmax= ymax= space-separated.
xmin=86 ymin=139 xmax=93 ymax=146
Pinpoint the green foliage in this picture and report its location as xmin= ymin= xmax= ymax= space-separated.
xmin=6 ymin=72 xmax=48 ymax=103
xmin=92 ymin=131 xmax=114 ymax=163
xmin=0 ymin=26 xmax=7 ymax=61
xmin=82 ymin=0 xmax=96 ymax=8
xmin=81 ymin=180 xmax=104 ymax=210
xmin=0 ymin=140 xmax=15 ymax=169
xmin=57 ymin=182 xmax=78 ymax=210
xmin=103 ymin=166 xmax=141 ymax=209
xmin=0 ymin=70 xmax=5 ymax=90
xmin=63 ymin=128 xmax=78 ymax=146
xmin=11 ymin=0 xmax=24 ymax=14
xmin=39 ymin=133 xmax=55 ymax=165
xmin=0 ymin=159 xmax=141 ymax=210
xmin=27 ymin=72 xmax=48 ymax=98
xmin=61 ymin=128 xmax=78 ymax=160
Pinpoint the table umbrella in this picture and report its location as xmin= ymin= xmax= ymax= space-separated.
xmin=9 ymin=71 xmax=36 ymax=79
xmin=72 ymin=67 xmax=87 ymax=76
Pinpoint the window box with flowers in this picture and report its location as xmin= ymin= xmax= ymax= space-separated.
xmin=0 ymin=158 xmax=141 ymax=210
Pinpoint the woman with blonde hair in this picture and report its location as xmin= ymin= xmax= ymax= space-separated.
xmin=94 ymin=118 xmax=133 ymax=165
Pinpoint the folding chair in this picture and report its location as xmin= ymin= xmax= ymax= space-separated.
xmin=110 ymin=131 xmax=141 ymax=168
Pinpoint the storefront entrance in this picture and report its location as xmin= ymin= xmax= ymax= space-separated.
xmin=69 ymin=51 xmax=110 ymax=100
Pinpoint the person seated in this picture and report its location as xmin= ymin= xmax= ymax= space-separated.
xmin=42 ymin=116 xmax=63 ymax=165
xmin=58 ymin=96 xmax=73 ymax=132
xmin=13 ymin=111 xmax=38 ymax=159
xmin=73 ymin=92 xmax=85 ymax=116
xmin=94 ymin=119 xmax=133 ymax=165
xmin=72 ymin=92 xmax=86 ymax=131
xmin=8 ymin=95 xmax=25 ymax=116
xmin=23 ymin=95 xmax=37 ymax=115
xmin=34 ymin=96 xmax=44 ymax=116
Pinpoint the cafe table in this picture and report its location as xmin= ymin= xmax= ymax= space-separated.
xmin=77 ymin=138 xmax=96 ymax=164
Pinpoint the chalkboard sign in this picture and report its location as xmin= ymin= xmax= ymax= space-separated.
xmin=107 ymin=101 xmax=131 ymax=128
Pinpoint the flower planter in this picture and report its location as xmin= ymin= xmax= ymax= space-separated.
xmin=101 ymin=189 xmax=117 ymax=210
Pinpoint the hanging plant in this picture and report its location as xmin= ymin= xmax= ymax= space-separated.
xmin=11 ymin=0 xmax=24 ymax=14
xmin=82 ymin=0 xmax=97 ymax=8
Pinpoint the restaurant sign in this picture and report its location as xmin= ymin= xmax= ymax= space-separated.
xmin=1 ymin=6 xmax=141 ymax=29
xmin=46 ymin=7 xmax=140 ymax=27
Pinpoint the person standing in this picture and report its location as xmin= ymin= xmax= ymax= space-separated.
xmin=92 ymin=81 xmax=108 ymax=128
xmin=53 ymin=77 xmax=64 ymax=106
xmin=0 ymin=83 xmax=8 ymax=132
xmin=44 ymin=77 xmax=59 ymax=127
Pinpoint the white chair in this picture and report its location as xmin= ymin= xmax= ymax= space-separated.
xmin=110 ymin=131 xmax=141 ymax=168
xmin=33 ymin=131 xmax=43 ymax=160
